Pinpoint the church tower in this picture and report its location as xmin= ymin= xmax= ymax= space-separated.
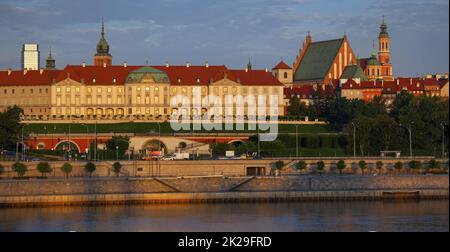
xmin=378 ymin=16 xmax=393 ymax=80
xmin=94 ymin=18 xmax=112 ymax=67
xmin=45 ymin=47 xmax=56 ymax=70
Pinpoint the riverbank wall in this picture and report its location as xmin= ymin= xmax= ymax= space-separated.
xmin=0 ymin=175 xmax=448 ymax=207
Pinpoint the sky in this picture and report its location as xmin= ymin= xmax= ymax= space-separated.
xmin=0 ymin=0 xmax=448 ymax=77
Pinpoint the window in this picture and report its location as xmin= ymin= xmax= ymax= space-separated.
xmin=155 ymin=96 xmax=159 ymax=104
xmin=75 ymin=96 xmax=80 ymax=105
xmin=30 ymin=89 xmax=33 ymax=94
xmin=145 ymin=87 xmax=150 ymax=92
xmin=118 ymin=87 xmax=123 ymax=93
xmin=87 ymin=96 xmax=92 ymax=105
xmin=56 ymin=96 xmax=61 ymax=106
xmin=213 ymin=87 xmax=219 ymax=94
xmin=3 ymin=89 xmax=6 ymax=94
xmin=117 ymin=96 xmax=123 ymax=104
xmin=223 ymin=87 xmax=228 ymax=94
xmin=45 ymin=88 xmax=48 ymax=94
xmin=171 ymin=87 xmax=177 ymax=95
xmin=155 ymin=87 xmax=159 ymax=92
xmin=146 ymin=108 xmax=151 ymax=114
xmin=87 ymin=87 xmax=92 ymax=93
xmin=39 ymin=89 xmax=42 ymax=94
xmin=137 ymin=96 xmax=141 ymax=104
xmin=66 ymin=87 xmax=70 ymax=93
xmin=22 ymin=89 xmax=25 ymax=94
xmin=182 ymin=88 xmax=187 ymax=94
xmin=107 ymin=96 xmax=112 ymax=104
xmin=232 ymin=87 xmax=237 ymax=94
xmin=75 ymin=87 xmax=80 ymax=93
xmin=377 ymin=69 xmax=380 ymax=76
xmin=137 ymin=87 xmax=141 ymax=92
xmin=66 ymin=97 xmax=70 ymax=105
xmin=12 ymin=89 xmax=15 ymax=94
xmin=97 ymin=96 xmax=102 ymax=104
xmin=284 ymin=72 xmax=288 ymax=79
xmin=107 ymin=87 xmax=112 ymax=93
xmin=97 ymin=87 xmax=102 ymax=93
xmin=145 ymin=96 xmax=150 ymax=104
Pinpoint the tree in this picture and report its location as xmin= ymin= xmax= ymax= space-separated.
xmin=409 ymin=160 xmax=422 ymax=172
xmin=275 ymin=161 xmax=284 ymax=170
xmin=85 ymin=162 xmax=96 ymax=177
xmin=376 ymin=161 xmax=384 ymax=174
xmin=106 ymin=136 xmax=130 ymax=155
xmin=0 ymin=106 xmax=24 ymax=150
xmin=358 ymin=160 xmax=367 ymax=175
xmin=37 ymin=162 xmax=52 ymax=178
xmin=287 ymin=96 xmax=301 ymax=116
xmin=336 ymin=160 xmax=346 ymax=175
xmin=12 ymin=162 xmax=27 ymax=178
xmin=316 ymin=161 xmax=325 ymax=174
xmin=394 ymin=161 xmax=403 ymax=174
xmin=428 ymin=159 xmax=441 ymax=170
xmin=112 ymin=162 xmax=122 ymax=177
xmin=61 ymin=163 xmax=73 ymax=179
xmin=295 ymin=161 xmax=307 ymax=174
xmin=0 ymin=164 xmax=4 ymax=178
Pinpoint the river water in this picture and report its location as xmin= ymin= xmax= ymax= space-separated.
xmin=0 ymin=200 xmax=448 ymax=232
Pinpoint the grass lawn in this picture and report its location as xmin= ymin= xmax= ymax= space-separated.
xmin=25 ymin=122 xmax=336 ymax=135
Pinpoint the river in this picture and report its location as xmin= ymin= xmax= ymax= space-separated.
xmin=0 ymin=200 xmax=448 ymax=232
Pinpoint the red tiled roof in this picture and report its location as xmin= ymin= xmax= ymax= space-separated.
xmin=284 ymin=85 xmax=316 ymax=98
xmin=1 ymin=65 xmax=283 ymax=87
xmin=272 ymin=61 xmax=292 ymax=70
xmin=56 ymin=65 xmax=141 ymax=85
xmin=0 ymin=69 xmax=62 ymax=86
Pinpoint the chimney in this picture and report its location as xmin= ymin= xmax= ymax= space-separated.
xmin=205 ymin=61 xmax=209 ymax=68
xmin=7 ymin=69 xmax=12 ymax=75
xmin=123 ymin=61 xmax=128 ymax=68
xmin=186 ymin=62 xmax=190 ymax=68
xmin=396 ymin=79 xmax=399 ymax=85
xmin=381 ymin=79 xmax=384 ymax=87
xmin=409 ymin=78 xmax=413 ymax=85
xmin=40 ymin=69 xmax=44 ymax=74
xmin=165 ymin=62 xmax=169 ymax=68
xmin=265 ymin=68 xmax=268 ymax=72
xmin=103 ymin=62 xmax=107 ymax=68
xmin=82 ymin=61 xmax=86 ymax=68
xmin=245 ymin=68 xmax=248 ymax=73
xmin=23 ymin=69 xmax=27 ymax=75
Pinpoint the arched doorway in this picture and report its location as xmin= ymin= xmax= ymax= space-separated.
xmin=142 ymin=139 xmax=167 ymax=155
xmin=54 ymin=140 xmax=81 ymax=153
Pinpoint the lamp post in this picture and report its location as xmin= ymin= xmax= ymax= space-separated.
xmin=399 ymin=123 xmax=413 ymax=159
xmin=257 ymin=127 xmax=261 ymax=159
xmin=157 ymin=122 xmax=161 ymax=153
xmin=295 ymin=124 xmax=299 ymax=160
xmin=116 ymin=145 xmax=119 ymax=161
xmin=80 ymin=124 xmax=89 ymax=160
xmin=351 ymin=122 xmax=356 ymax=158
xmin=21 ymin=124 xmax=29 ymax=161
xmin=441 ymin=123 xmax=446 ymax=158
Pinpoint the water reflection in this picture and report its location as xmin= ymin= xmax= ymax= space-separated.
xmin=0 ymin=200 xmax=448 ymax=232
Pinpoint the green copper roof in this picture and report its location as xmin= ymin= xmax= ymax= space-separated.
xmin=366 ymin=53 xmax=380 ymax=66
xmin=294 ymin=38 xmax=344 ymax=82
xmin=126 ymin=66 xmax=170 ymax=84
xmin=340 ymin=65 xmax=368 ymax=81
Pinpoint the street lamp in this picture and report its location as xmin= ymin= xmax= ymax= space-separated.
xmin=441 ymin=123 xmax=446 ymax=158
xmin=21 ymin=124 xmax=29 ymax=161
xmin=399 ymin=123 xmax=413 ymax=159
xmin=116 ymin=145 xmax=119 ymax=161
xmin=351 ymin=122 xmax=356 ymax=158
xmin=295 ymin=124 xmax=299 ymax=159
xmin=257 ymin=127 xmax=261 ymax=159
xmin=80 ymin=124 xmax=89 ymax=160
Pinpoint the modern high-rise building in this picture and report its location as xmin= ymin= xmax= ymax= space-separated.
xmin=22 ymin=43 xmax=40 ymax=70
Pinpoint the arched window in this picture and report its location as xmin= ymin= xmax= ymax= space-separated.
xmin=284 ymin=72 xmax=288 ymax=79
xmin=377 ymin=69 xmax=380 ymax=76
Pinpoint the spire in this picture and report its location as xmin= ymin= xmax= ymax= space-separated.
xmin=247 ymin=57 xmax=252 ymax=70
xmin=371 ymin=40 xmax=377 ymax=57
xmin=101 ymin=17 xmax=105 ymax=37
xmin=46 ymin=46 xmax=55 ymax=69
xmin=96 ymin=17 xmax=110 ymax=55
xmin=379 ymin=15 xmax=389 ymax=37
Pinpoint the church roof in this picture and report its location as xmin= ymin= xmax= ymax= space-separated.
xmin=272 ymin=60 xmax=292 ymax=70
xmin=294 ymin=38 xmax=344 ymax=82
xmin=341 ymin=64 xmax=368 ymax=81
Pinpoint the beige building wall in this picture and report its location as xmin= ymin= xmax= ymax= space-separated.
xmin=0 ymin=84 xmax=51 ymax=117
